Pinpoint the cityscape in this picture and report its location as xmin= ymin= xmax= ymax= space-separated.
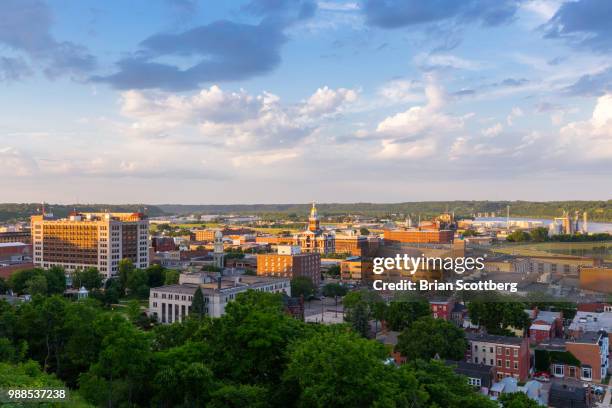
xmin=1 ymin=0 xmax=612 ymax=407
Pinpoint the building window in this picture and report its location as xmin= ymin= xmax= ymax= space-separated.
xmin=513 ymin=349 xmax=518 ymax=357
xmin=553 ymin=364 xmax=564 ymax=377
xmin=468 ymin=378 xmax=481 ymax=387
xmin=505 ymin=348 xmax=510 ymax=356
xmin=474 ymin=345 xmax=478 ymax=352
xmin=581 ymin=367 xmax=592 ymax=381
xmin=514 ymin=362 xmax=518 ymax=370
xmin=505 ymin=360 xmax=510 ymax=368
xmin=474 ymin=357 xmax=479 ymax=364
xmin=497 ymin=359 xmax=502 ymax=367
xmin=497 ymin=347 xmax=502 ymax=355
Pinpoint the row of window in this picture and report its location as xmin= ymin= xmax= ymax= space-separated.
xmin=473 ymin=344 xmax=519 ymax=357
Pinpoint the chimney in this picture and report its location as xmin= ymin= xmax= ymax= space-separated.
xmin=217 ymin=276 xmax=222 ymax=290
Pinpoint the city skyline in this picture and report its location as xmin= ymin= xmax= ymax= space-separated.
xmin=2 ymin=0 xmax=612 ymax=203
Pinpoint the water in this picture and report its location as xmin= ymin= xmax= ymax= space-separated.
xmin=474 ymin=217 xmax=612 ymax=233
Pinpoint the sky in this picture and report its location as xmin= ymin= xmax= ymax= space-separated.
xmin=1 ymin=0 xmax=611 ymax=204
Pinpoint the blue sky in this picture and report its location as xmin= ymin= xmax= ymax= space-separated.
xmin=1 ymin=0 xmax=611 ymax=204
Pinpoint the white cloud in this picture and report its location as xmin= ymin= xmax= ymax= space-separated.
xmin=119 ymin=85 xmax=357 ymax=150
xmin=317 ymin=2 xmax=360 ymax=11
xmin=377 ymin=79 xmax=422 ymax=103
xmin=377 ymin=138 xmax=437 ymax=159
xmin=299 ymin=86 xmax=358 ymax=117
xmin=482 ymin=122 xmax=503 ymax=137
xmin=521 ymin=0 xmax=563 ymax=21
xmin=506 ymin=107 xmax=524 ymax=125
xmin=375 ymin=83 xmax=462 ymax=138
xmin=372 ymin=81 xmax=466 ymax=159
xmin=557 ymin=94 xmax=612 ymax=160
xmin=0 ymin=147 xmax=38 ymax=176
xmin=415 ymin=53 xmax=485 ymax=71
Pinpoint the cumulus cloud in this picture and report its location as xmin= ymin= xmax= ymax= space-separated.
xmin=373 ymin=81 xmax=467 ymax=158
xmin=94 ymin=1 xmax=316 ymax=90
xmin=506 ymin=107 xmax=524 ymax=125
xmin=0 ymin=0 xmax=96 ymax=81
xmin=119 ymin=85 xmax=357 ymax=149
xmin=482 ymin=122 xmax=503 ymax=137
xmin=362 ymin=0 xmax=522 ymax=29
xmin=299 ymin=86 xmax=358 ymax=117
xmin=375 ymin=83 xmax=462 ymax=138
xmin=557 ymin=93 xmax=612 ymax=160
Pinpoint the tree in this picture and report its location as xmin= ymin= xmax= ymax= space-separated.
xmin=9 ymin=268 xmax=44 ymax=294
xmin=152 ymin=342 xmax=214 ymax=406
xmin=326 ymin=264 xmax=340 ymax=278
xmin=468 ymin=293 xmax=530 ymax=335
xmin=530 ymin=227 xmax=549 ymax=242
xmin=164 ymin=269 xmax=180 ymax=285
xmin=499 ymin=392 xmax=545 ymax=408
xmin=207 ymin=290 xmax=305 ymax=386
xmin=384 ymin=295 xmax=431 ymax=331
xmin=359 ymin=227 xmax=370 ymax=236
xmin=79 ymin=314 xmax=152 ymax=407
xmin=46 ymin=266 xmax=67 ymax=295
xmin=407 ymin=359 xmax=496 ymax=407
xmin=284 ymin=329 xmax=427 ymax=408
xmin=209 ymin=384 xmax=268 ymax=408
xmin=145 ymin=264 xmax=166 ymax=288
xmin=322 ymin=283 xmax=347 ymax=306
xmin=25 ymin=275 xmax=48 ymax=296
xmin=396 ymin=317 xmax=467 ymax=361
xmin=345 ymin=300 xmax=371 ymax=337
xmin=102 ymin=278 xmax=122 ymax=305
xmin=118 ymin=258 xmax=136 ymax=292
xmin=126 ymin=268 xmax=149 ymax=299
xmin=506 ymin=230 xmax=531 ymax=242
xmin=0 ymin=277 xmax=7 ymax=295
xmin=462 ymin=229 xmax=479 ymax=237
xmin=290 ymin=276 xmax=315 ymax=299
xmin=203 ymin=265 xmax=222 ymax=272
xmin=190 ymin=287 xmax=206 ymax=319
xmin=73 ymin=267 xmax=103 ymax=290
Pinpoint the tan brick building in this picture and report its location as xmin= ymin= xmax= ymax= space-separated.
xmin=257 ymin=245 xmax=321 ymax=286
xmin=31 ymin=212 xmax=149 ymax=277
xmin=383 ymin=228 xmax=454 ymax=244
xmin=580 ymin=267 xmax=612 ymax=294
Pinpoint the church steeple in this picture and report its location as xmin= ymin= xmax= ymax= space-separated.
xmin=308 ymin=202 xmax=320 ymax=232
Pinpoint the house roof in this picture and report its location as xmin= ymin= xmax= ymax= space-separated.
xmin=466 ymin=332 xmax=525 ymax=345
xmin=445 ymin=360 xmax=494 ymax=378
xmin=530 ymin=323 xmax=552 ymax=331
xmin=569 ymin=311 xmax=612 ymax=333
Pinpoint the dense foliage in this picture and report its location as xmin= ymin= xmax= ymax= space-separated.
xmin=0 ymin=289 xmax=506 ymax=407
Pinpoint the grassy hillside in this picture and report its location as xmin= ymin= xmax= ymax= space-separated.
xmin=2 ymin=200 xmax=611 ymax=222
xmin=158 ymin=200 xmax=612 ymax=222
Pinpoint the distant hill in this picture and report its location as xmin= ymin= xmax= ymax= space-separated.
xmin=157 ymin=200 xmax=612 ymax=222
xmin=2 ymin=201 xmax=611 ymax=222
xmin=0 ymin=203 xmax=166 ymax=222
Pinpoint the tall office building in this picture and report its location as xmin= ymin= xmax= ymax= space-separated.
xmin=31 ymin=212 xmax=149 ymax=277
